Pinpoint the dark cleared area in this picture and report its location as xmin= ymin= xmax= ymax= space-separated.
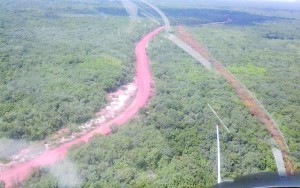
xmin=162 ymin=8 xmax=286 ymax=26
xmin=95 ymin=7 xmax=286 ymax=26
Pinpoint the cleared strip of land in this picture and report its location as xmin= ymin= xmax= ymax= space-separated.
xmin=168 ymin=34 xmax=212 ymax=70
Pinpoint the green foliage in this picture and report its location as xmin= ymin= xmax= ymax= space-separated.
xmin=23 ymin=168 xmax=58 ymax=188
xmin=260 ymin=21 xmax=300 ymax=40
xmin=0 ymin=0 xmax=156 ymax=140
xmin=147 ymin=37 xmax=276 ymax=178
xmin=13 ymin=2 xmax=300 ymax=187
xmin=25 ymin=34 xmax=277 ymax=187
xmin=188 ymin=12 xmax=300 ymax=167
xmin=152 ymin=155 xmax=214 ymax=187
xmin=229 ymin=64 xmax=266 ymax=76
xmin=96 ymin=6 xmax=284 ymax=26
xmin=80 ymin=55 xmax=121 ymax=72
xmin=67 ymin=124 xmax=171 ymax=187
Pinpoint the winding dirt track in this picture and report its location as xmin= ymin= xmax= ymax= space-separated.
xmin=0 ymin=26 xmax=165 ymax=187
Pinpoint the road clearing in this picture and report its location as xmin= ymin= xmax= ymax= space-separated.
xmin=0 ymin=26 xmax=165 ymax=187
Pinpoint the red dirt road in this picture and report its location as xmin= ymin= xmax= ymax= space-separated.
xmin=0 ymin=26 xmax=165 ymax=187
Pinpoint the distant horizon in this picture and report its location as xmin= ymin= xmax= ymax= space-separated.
xmin=149 ymin=0 xmax=300 ymax=3
xmin=150 ymin=0 xmax=300 ymax=10
xmin=234 ymin=0 xmax=299 ymax=2
xmin=240 ymin=0 xmax=299 ymax=1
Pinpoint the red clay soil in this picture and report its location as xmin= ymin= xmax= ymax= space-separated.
xmin=0 ymin=26 xmax=165 ymax=187
xmin=175 ymin=26 xmax=297 ymax=174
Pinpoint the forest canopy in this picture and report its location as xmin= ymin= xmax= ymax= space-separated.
xmin=0 ymin=1 xmax=156 ymax=140
xmin=0 ymin=0 xmax=299 ymax=187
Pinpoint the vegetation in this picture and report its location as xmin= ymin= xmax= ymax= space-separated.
xmin=0 ymin=0 xmax=156 ymax=140
xmin=22 ymin=168 xmax=57 ymax=188
xmin=24 ymin=32 xmax=276 ymax=187
xmin=95 ymin=6 xmax=285 ymax=26
xmin=1 ymin=0 xmax=298 ymax=187
xmin=229 ymin=64 xmax=267 ymax=76
xmin=187 ymin=13 xmax=300 ymax=167
xmin=162 ymin=8 xmax=286 ymax=26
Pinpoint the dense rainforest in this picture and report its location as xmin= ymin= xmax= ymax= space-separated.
xmin=0 ymin=0 xmax=299 ymax=187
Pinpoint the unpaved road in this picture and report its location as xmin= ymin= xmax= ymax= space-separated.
xmin=0 ymin=26 xmax=165 ymax=187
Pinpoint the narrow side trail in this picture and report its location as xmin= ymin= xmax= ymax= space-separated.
xmin=175 ymin=26 xmax=297 ymax=174
xmin=0 ymin=26 xmax=165 ymax=187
